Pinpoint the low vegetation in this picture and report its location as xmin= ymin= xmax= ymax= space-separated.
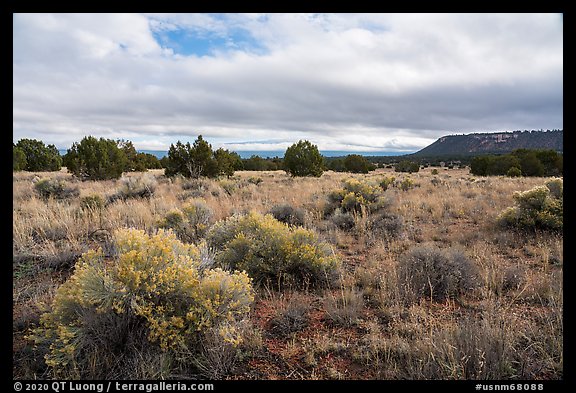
xmin=28 ymin=228 xmax=254 ymax=379
xmin=107 ymin=173 xmax=158 ymax=203
xmin=268 ymin=204 xmax=306 ymax=227
xmin=13 ymin=162 xmax=562 ymax=381
xmin=498 ymin=178 xmax=563 ymax=231
xmin=157 ymin=198 xmax=215 ymax=243
xmin=34 ymin=177 xmax=79 ymax=200
xmin=397 ymin=243 xmax=479 ymax=303
xmin=207 ymin=212 xmax=340 ymax=288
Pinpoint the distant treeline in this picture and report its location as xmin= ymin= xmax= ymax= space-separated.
xmin=357 ymin=154 xmax=474 ymax=167
xmin=13 ymin=136 xmax=378 ymax=175
xmin=13 ymin=136 xmax=562 ymax=179
xmin=469 ymin=149 xmax=562 ymax=177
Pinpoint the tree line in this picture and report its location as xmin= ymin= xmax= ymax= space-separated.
xmin=13 ymin=136 xmax=562 ymax=180
xmin=13 ymin=136 xmax=376 ymax=179
xmin=13 ymin=137 xmax=162 ymax=177
xmin=470 ymin=149 xmax=562 ymax=177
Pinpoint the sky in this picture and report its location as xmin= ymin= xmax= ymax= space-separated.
xmin=13 ymin=13 xmax=563 ymax=154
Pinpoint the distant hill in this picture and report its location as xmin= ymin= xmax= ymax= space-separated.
xmin=411 ymin=130 xmax=563 ymax=157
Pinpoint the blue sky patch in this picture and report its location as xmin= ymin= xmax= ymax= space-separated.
xmin=153 ymin=26 xmax=267 ymax=57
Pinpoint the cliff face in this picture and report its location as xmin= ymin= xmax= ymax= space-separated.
xmin=412 ymin=130 xmax=563 ymax=156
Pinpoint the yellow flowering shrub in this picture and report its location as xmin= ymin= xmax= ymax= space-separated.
xmin=207 ymin=212 xmax=340 ymax=288
xmin=379 ymin=176 xmax=395 ymax=191
xmin=341 ymin=192 xmax=366 ymax=213
xmin=326 ymin=178 xmax=382 ymax=214
xmin=398 ymin=177 xmax=416 ymax=191
xmin=498 ymin=179 xmax=563 ymax=231
xmin=342 ymin=178 xmax=379 ymax=202
xmin=29 ymin=228 xmax=254 ymax=378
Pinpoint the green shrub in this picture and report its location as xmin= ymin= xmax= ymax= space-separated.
xmin=158 ymin=199 xmax=215 ymax=243
xmin=247 ymin=177 xmax=263 ymax=185
xmin=380 ymin=175 xmax=419 ymax=191
xmin=341 ymin=192 xmax=365 ymax=213
xmin=218 ymin=179 xmax=237 ymax=196
xmin=515 ymin=186 xmax=549 ymax=210
xmin=506 ymin=167 xmax=522 ymax=177
xmin=398 ymin=177 xmax=416 ymax=191
xmin=118 ymin=140 xmax=148 ymax=172
xmin=379 ymin=176 xmax=395 ymax=191
xmin=164 ymin=136 xmax=219 ymax=179
xmin=15 ymin=139 xmax=62 ymax=172
xmin=325 ymin=178 xmax=392 ymax=225
xmin=140 ymin=152 xmax=163 ymax=170
xmin=326 ymin=178 xmax=380 ymax=215
xmin=160 ymin=209 xmax=185 ymax=230
xmin=398 ymin=244 xmax=479 ymax=302
xmin=34 ymin=178 xmax=79 ymax=200
xmin=80 ymin=194 xmax=105 ymax=211
xmin=343 ymin=154 xmax=376 ymax=173
xmin=242 ymin=155 xmax=281 ymax=171
xmin=283 ymin=140 xmax=324 ymax=177
xmin=29 ymin=228 xmax=254 ymax=379
xmin=471 ymin=149 xmax=562 ymax=177
xmin=327 ymin=158 xmax=345 ymax=172
xmin=13 ymin=145 xmax=27 ymax=171
xmin=431 ymin=169 xmax=439 ymax=176
xmin=163 ymin=135 xmax=242 ymax=179
xmin=497 ymin=179 xmax=563 ymax=231
xmin=63 ymin=136 xmax=127 ymax=180
xmin=214 ymin=148 xmax=242 ymax=178
xmin=207 ymin=212 xmax=340 ymax=288
xmin=395 ymin=160 xmax=419 ymax=173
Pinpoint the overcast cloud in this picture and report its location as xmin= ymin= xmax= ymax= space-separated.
xmin=13 ymin=13 xmax=563 ymax=153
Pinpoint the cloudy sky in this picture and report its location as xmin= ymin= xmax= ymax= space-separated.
xmin=13 ymin=13 xmax=563 ymax=153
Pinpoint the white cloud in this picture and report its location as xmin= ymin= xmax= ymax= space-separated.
xmin=13 ymin=13 xmax=563 ymax=152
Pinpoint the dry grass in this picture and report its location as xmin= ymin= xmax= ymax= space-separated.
xmin=13 ymin=167 xmax=562 ymax=380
